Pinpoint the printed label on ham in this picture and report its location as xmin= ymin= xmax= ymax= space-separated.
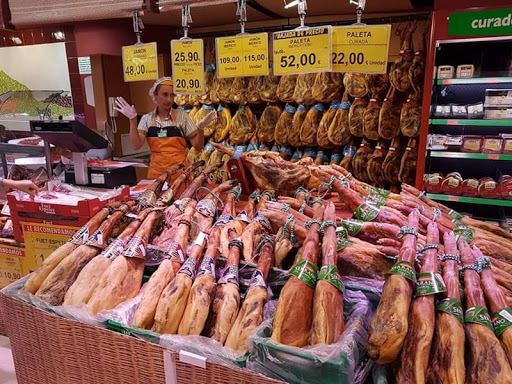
xmin=339 ymin=219 xmax=363 ymax=235
xmin=178 ymin=257 xmax=197 ymax=279
xmin=454 ymin=222 xmax=475 ymax=243
xmin=69 ymin=226 xmax=90 ymax=245
xmin=197 ymin=199 xmax=217 ymax=218
xmin=491 ymin=308 xmax=512 ymax=336
xmin=465 ymin=306 xmax=493 ymax=330
xmin=318 ymin=265 xmax=345 ymax=293
xmin=436 ymin=297 xmax=464 ymax=324
xmin=354 ymin=201 xmax=380 ymax=222
xmin=85 ymin=229 xmax=106 ymax=248
xmin=340 ymin=100 xmax=351 ymax=110
xmin=388 ymin=260 xmax=416 ymax=282
xmin=290 ymin=259 xmax=318 ymax=288
xmin=214 ymin=214 xmax=234 ymax=228
xmin=219 ymin=264 xmax=239 ymax=286
xmin=197 ymin=255 xmax=215 ymax=277
xmin=335 ymin=227 xmax=354 ymax=251
xmin=253 ymin=213 xmax=272 ymax=231
xmin=101 ymin=238 xmax=126 ymax=260
xmin=249 ymin=269 xmax=266 ymax=289
xmin=367 ymin=188 xmax=390 ymax=207
xmin=448 ymin=209 xmax=463 ymax=221
xmin=165 ymin=241 xmax=185 ymax=263
xmin=123 ymin=236 xmax=147 ymax=259
xmin=415 ymin=272 xmax=447 ymax=296
xmin=194 ymin=232 xmax=208 ymax=246
xmin=235 ymin=210 xmax=251 ymax=224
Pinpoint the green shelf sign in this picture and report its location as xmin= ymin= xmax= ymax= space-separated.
xmin=448 ymin=8 xmax=512 ymax=36
xmin=426 ymin=193 xmax=512 ymax=207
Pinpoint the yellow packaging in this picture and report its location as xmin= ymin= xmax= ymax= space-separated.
xmin=0 ymin=244 xmax=24 ymax=288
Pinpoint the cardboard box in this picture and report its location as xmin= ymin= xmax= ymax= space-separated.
xmin=21 ymin=222 xmax=77 ymax=274
xmin=0 ymin=244 xmax=25 ymax=289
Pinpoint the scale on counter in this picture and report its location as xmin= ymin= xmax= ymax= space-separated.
xmin=30 ymin=120 xmax=136 ymax=187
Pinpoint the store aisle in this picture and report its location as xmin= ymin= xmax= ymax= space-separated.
xmin=0 ymin=336 xmax=16 ymax=384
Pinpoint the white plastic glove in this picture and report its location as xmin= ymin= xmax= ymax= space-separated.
xmin=196 ymin=111 xmax=216 ymax=131
xmin=114 ymin=97 xmax=137 ymax=120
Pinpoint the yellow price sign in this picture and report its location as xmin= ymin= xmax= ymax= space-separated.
xmin=171 ymin=39 xmax=204 ymax=94
xmin=332 ymin=25 xmax=391 ymax=74
xmin=273 ymin=26 xmax=332 ymax=76
xmin=122 ymin=42 xmax=159 ymax=82
xmin=216 ymin=32 xmax=269 ymax=78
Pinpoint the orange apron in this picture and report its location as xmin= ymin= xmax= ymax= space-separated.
xmin=146 ymin=109 xmax=187 ymax=180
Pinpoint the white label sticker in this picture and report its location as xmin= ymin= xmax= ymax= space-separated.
xmin=194 ymin=232 xmax=208 ymax=246
xmin=91 ymin=173 xmax=106 ymax=184
xmin=507 ymin=109 xmax=512 ymax=118
xmin=179 ymin=350 xmax=207 ymax=369
xmin=501 ymin=308 xmax=512 ymax=322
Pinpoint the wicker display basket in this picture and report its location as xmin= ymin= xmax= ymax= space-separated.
xmin=0 ymin=293 xmax=284 ymax=384
xmin=0 ymin=306 xmax=6 ymax=336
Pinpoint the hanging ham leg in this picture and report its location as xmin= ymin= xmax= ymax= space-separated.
xmin=23 ymin=202 xmax=121 ymax=294
xmin=133 ymin=204 xmax=196 ymax=329
xmin=87 ymin=209 xmax=163 ymax=315
xmin=429 ymin=231 xmax=465 ymax=384
xmin=459 ymin=240 xmax=512 ymax=384
xmin=311 ymin=202 xmax=344 ymax=345
xmin=35 ymin=204 xmax=130 ymax=305
xmin=64 ymin=208 xmax=151 ymax=307
xmin=272 ymin=206 xmax=325 ymax=347
xmin=474 ymin=246 xmax=512 ymax=366
xmin=368 ymin=210 xmax=419 ymax=364
xmin=397 ymin=222 xmax=440 ymax=384
xmin=225 ymin=236 xmax=274 ymax=352
xmin=204 ymin=227 xmax=242 ymax=344
xmin=153 ymin=230 xmax=210 ymax=334
xmin=178 ymin=227 xmax=221 ymax=336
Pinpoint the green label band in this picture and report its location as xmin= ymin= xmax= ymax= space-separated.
xmin=339 ymin=218 xmax=363 ymax=235
xmin=318 ymin=264 xmax=345 ymax=293
xmin=354 ymin=202 xmax=380 ymax=222
xmin=367 ymin=188 xmax=390 ymax=208
xmin=454 ymin=221 xmax=475 ymax=243
xmin=491 ymin=307 xmax=512 ymax=336
xmin=436 ymin=297 xmax=464 ymax=324
xmin=388 ymin=260 xmax=416 ymax=282
xmin=290 ymin=259 xmax=318 ymax=289
xmin=415 ymin=272 xmax=447 ymax=296
xmin=449 ymin=209 xmax=463 ymax=221
xmin=465 ymin=306 xmax=493 ymax=330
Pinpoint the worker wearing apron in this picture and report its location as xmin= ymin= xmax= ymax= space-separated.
xmin=115 ymin=77 xmax=215 ymax=179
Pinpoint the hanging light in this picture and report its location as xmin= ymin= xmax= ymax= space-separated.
xmin=11 ymin=37 xmax=22 ymax=44
xmin=53 ymin=31 xmax=65 ymax=40
xmin=284 ymin=0 xmax=299 ymax=9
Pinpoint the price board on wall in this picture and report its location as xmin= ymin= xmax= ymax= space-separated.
xmin=171 ymin=39 xmax=205 ymax=94
xmin=216 ymin=33 xmax=269 ymax=78
xmin=331 ymin=25 xmax=391 ymax=74
xmin=122 ymin=42 xmax=159 ymax=82
xmin=272 ymin=26 xmax=332 ymax=76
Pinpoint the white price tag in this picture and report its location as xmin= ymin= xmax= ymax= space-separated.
xmin=163 ymin=350 xmax=177 ymax=384
xmin=179 ymin=350 xmax=207 ymax=369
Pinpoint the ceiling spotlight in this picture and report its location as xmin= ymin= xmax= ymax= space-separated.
xmin=53 ymin=31 xmax=65 ymax=40
xmin=11 ymin=37 xmax=22 ymax=44
xmin=284 ymin=0 xmax=299 ymax=9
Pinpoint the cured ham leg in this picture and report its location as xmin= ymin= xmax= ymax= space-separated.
xmin=397 ymin=222 xmax=440 ymax=384
xmin=311 ymin=202 xmax=344 ymax=345
xmin=368 ymin=210 xmax=419 ymax=364
xmin=204 ymin=227 xmax=242 ymax=344
xmin=153 ymin=231 xmax=210 ymax=334
xmin=178 ymin=227 xmax=221 ymax=336
xmin=225 ymin=236 xmax=274 ymax=352
xmin=23 ymin=202 xmax=121 ymax=294
xmin=459 ymin=240 xmax=512 ymax=384
xmin=474 ymin=246 xmax=512 ymax=366
xmin=429 ymin=232 xmax=465 ymax=384
xmin=87 ymin=209 xmax=163 ymax=315
xmin=63 ymin=208 xmax=151 ymax=306
xmin=133 ymin=204 xmax=196 ymax=329
xmin=157 ymin=161 xmax=205 ymax=206
xmin=272 ymin=206 xmax=325 ymax=347
xmin=140 ymin=164 xmax=184 ymax=206
xmin=35 ymin=205 xmax=129 ymax=305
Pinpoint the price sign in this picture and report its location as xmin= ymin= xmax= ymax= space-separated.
xmin=171 ymin=39 xmax=205 ymax=94
xmin=122 ymin=42 xmax=159 ymax=82
xmin=331 ymin=24 xmax=391 ymax=74
xmin=273 ymin=26 xmax=331 ymax=76
xmin=216 ymin=33 xmax=269 ymax=78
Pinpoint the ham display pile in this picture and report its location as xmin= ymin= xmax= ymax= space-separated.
xmin=14 ymin=147 xmax=512 ymax=383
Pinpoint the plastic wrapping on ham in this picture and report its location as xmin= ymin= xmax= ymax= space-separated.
xmin=257 ymin=104 xmax=282 ymax=144
xmin=312 ymin=72 xmax=343 ymax=103
xmin=277 ymin=75 xmax=297 ymax=102
xmin=293 ymin=73 xmax=317 ymax=105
